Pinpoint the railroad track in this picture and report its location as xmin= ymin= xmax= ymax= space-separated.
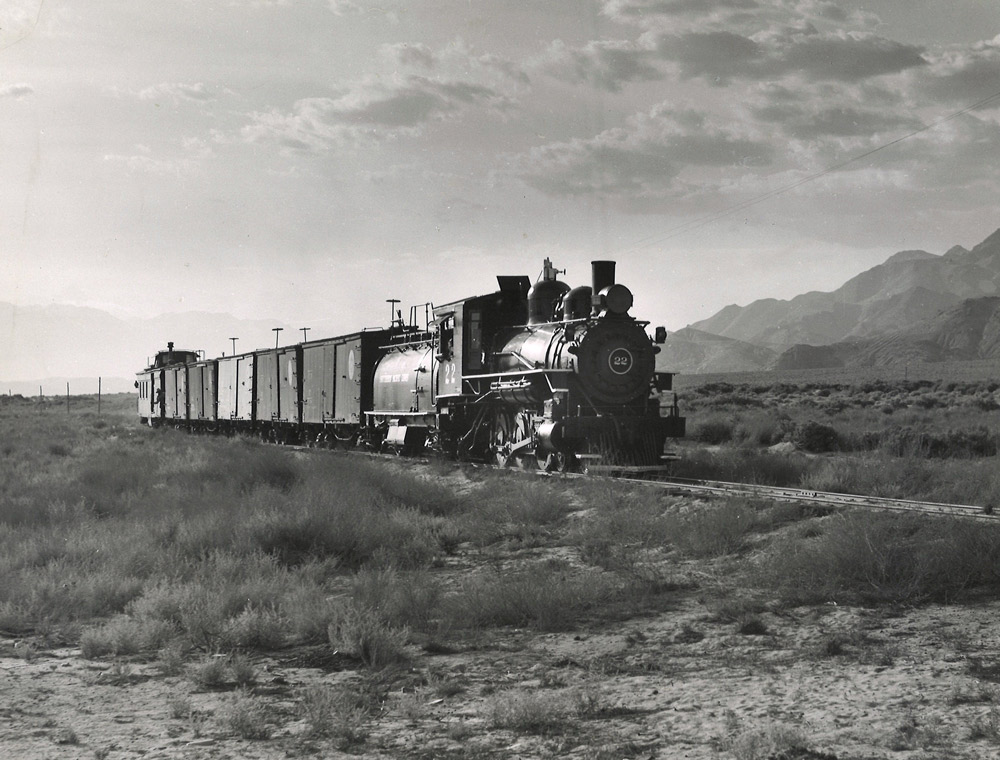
xmin=634 ymin=476 xmax=1000 ymax=523
xmin=290 ymin=443 xmax=999 ymax=523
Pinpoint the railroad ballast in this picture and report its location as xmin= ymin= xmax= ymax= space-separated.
xmin=136 ymin=259 xmax=685 ymax=471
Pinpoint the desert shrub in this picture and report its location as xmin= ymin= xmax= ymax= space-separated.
xmin=80 ymin=615 xmax=176 ymax=658
xmin=733 ymin=412 xmax=786 ymax=446
xmin=724 ymin=721 xmax=810 ymax=760
xmin=218 ymin=690 xmax=271 ymax=739
xmin=482 ymin=476 xmax=571 ymax=527
xmin=689 ymin=417 xmax=735 ymax=445
xmin=1 ymin=561 xmax=147 ymax=623
xmin=969 ymin=707 xmax=1000 ymax=741
xmin=239 ymin=483 xmax=441 ymax=569
xmin=219 ymin=606 xmax=285 ymax=650
xmin=486 ymin=688 xmax=572 ymax=734
xmin=195 ymin=440 xmax=301 ymax=494
xmin=443 ymin=562 xmax=618 ymax=632
xmin=71 ymin=446 xmax=160 ymax=516
xmin=736 ymin=614 xmax=769 ymax=635
xmin=279 ymin=585 xmax=343 ymax=644
xmin=352 ymin=460 xmax=464 ymax=517
xmin=190 ymin=655 xmax=229 ymax=689
xmin=797 ymin=455 xmax=1000 ymax=503
xmin=671 ymin=448 xmax=813 ymax=487
xmin=327 ymin=601 xmax=411 ymax=669
xmin=792 ymin=420 xmax=841 ymax=453
xmin=349 ymin=565 xmax=441 ymax=631
xmin=298 ymin=684 xmax=368 ymax=745
xmin=450 ymin=475 xmax=572 ymax=548
xmin=228 ymin=653 xmax=257 ymax=686
xmin=569 ymin=486 xmax=673 ymax=575
xmin=754 ymin=511 xmax=1000 ymax=605
xmin=666 ymin=500 xmax=758 ymax=558
xmin=851 ymin=426 xmax=999 ymax=459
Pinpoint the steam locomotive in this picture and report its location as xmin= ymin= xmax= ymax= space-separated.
xmin=136 ymin=259 xmax=684 ymax=471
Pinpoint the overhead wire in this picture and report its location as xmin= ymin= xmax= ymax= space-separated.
xmin=616 ymin=87 xmax=1000 ymax=255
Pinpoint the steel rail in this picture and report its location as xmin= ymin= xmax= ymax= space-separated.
xmin=288 ymin=443 xmax=999 ymax=523
xmin=640 ymin=476 xmax=999 ymax=522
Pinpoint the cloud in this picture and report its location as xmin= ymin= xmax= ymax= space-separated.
xmin=240 ymin=38 xmax=528 ymax=154
xmin=383 ymin=39 xmax=530 ymax=86
xmin=382 ymin=42 xmax=438 ymax=69
xmin=655 ymin=31 xmax=762 ymax=83
xmin=541 ymin=7 xmax=925 ymax=93
xmin=103 ymin=152 xmax=196 ymax=176
xmin=749 ymin=84 xmax=922 ymax=140
xmin=0 ymin=83 xmax=33 ymax=99
xmin=242 ymin=74 xmax=512 ymax=152
xmin=603 ymin=0 xmax=759 ymax=23
xmin=334 ymin=76 xmax=510 ymax=127
xmin=604 ymin=0 xmax=876 ymax=26
xmin=515 ymin=105 xmax=772 ymax=198
xmin=916 ymin=37 xmax=1000 ymax=107
xmin=541 ymin=38 xmax=665 ymax=92
xmin=652 ymin=28 xmax=926 ymax=84
xmin=777 ymin=31 xmax=927 ymax=82
xmin=137 ymin=83 xmax=216 ymax=103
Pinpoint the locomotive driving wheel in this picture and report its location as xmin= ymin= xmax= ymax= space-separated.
xmin=536 ymin=450 xmax=579 ymax=473
xmin=491 ymin=410 xmax=534 ymax=468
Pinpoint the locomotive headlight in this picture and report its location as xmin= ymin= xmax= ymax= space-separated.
xmin=600 ymin=284 xmax=633 ymax=315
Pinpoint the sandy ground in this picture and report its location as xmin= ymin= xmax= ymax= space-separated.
xmin=5 ymin=588 xmax=1000 ymax=760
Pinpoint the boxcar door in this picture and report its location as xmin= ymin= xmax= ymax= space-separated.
xmin=189 ymin=365 xmax=204 ymax=420
xmin=334 ymin=339 xmax=361 ymax=422
xmin=301 ymin=344 xmax=326 ymax=425
xmin=217 ymin=357 xmax=238 ymax=419
xmin=278 ymin=347 xmax=298 ymax=424
xmin=236 ymin=354 xmax=255 ymax=421
xmin=256 ymin=351 xmax=279 ymax=422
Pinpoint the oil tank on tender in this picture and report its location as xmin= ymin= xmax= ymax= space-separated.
xmin=370 ymin=330 xmax=435 ymax=452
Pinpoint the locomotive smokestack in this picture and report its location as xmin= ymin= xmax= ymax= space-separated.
xmin=167 ymin=341 xmax=174 ymax=352
xmin=591 ymin=261 xmax=616 ymax=293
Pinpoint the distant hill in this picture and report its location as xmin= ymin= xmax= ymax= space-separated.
xmin=655 ymin=327 xmax=778 ymax=374
xmin=691 ymin=228 xmax=1000 ymax=350
xmin=774 ymin=296 xmax=1000 ymax=370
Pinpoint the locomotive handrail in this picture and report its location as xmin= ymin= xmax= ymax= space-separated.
xmin=462 ymin=368 xmax=574 ymax=380
xmin=492 ymin=350 xmax=536 ymax=370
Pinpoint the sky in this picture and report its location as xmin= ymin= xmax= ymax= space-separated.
xmin=3 ymin=0 xmax=1000 ymax=345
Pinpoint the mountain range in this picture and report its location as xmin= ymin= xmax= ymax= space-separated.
xmin=659 ymin=227 xmax=1000 ymax=374
xmin=7 ymin=227 xmax=1000 ymax=392
xmin=0 ymin=304 xmax=312 ymax=395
